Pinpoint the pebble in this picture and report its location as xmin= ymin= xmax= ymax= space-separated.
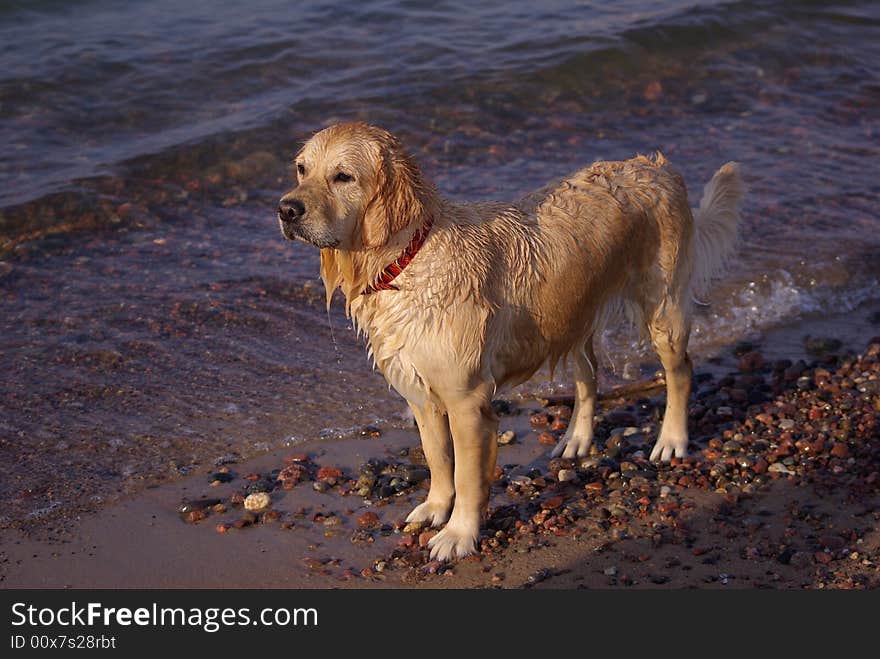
xmin=778 ymin=419 xmax=796 ymax=430
xmin=497 ymin=430 xmax=516 ymax=445
xmin=557 ymin=469 xmax=577 ymax=483
xmin=404 ymin=467 xmax=430 ymax=483
xmin=603 ymin=566 xmax=618 ymax=576
xmin=244 ymin=492 xmax=271 ymax=511
xmin=768 ymin=462 xmax=794 ymax=475
xmin=818 ymin=535 xmax=845 ymax=551
xmin=357 ymin=511 xmax=380 ymax=529
xmin=530 ymin=413 xmax=550 ymax=428
xmin=403 ymin=521 xmax=424 ymax=534
xmin=550 ymin=417 xmax=568 ymax=432
xmin=537 ymin=432 xmax=557 ymax=446
xmin=317 ymin=466 xmax=343 ymax=481
xmin=178 ymin=498 xmax=222 ymax=515
xmin=739 ymin=351 xmax=764 ymax=373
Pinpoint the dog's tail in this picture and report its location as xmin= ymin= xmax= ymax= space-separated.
xmin=691 ymin=162 xmax=745 ymax=298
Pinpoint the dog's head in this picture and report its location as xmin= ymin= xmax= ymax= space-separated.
xmin=278 ymin=122 xmax=430 ymax=251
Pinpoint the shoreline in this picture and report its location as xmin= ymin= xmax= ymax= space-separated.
xmin=1 ymin=300 xmax=878 ymax=589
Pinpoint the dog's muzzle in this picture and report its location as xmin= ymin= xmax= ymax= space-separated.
xmin=278 ymin=198 xmax=306 ymax=241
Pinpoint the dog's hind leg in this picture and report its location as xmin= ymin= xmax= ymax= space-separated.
xmin=648 ymin=301 xmax=692 ymax=462
xmin=428 ymin=384 xmax=498 ymax=561
xmin=551 ymin=337 xmax=598 ymax=459
xmin=406 ymin=402 xmax=455 ymax=527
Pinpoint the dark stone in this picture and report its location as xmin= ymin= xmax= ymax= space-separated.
xmin=404 ymin=467 xmax=430 ymax=484
xmin=805 ymin=336 xmax=842 ymax=357
xmin=733 ymin=341 xmax=754 ymax=356
xmin=246 ymin=478 xmax=275 ymax=494
xmin=777 ymin=547 xmax=795 ymax=564
xmin=491 ymin=399 xmax=512 ymax=415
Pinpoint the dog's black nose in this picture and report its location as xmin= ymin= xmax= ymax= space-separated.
xmin=278 ymin=198 xmax=306 ymax=223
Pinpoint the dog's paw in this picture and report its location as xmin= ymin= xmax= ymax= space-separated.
xmin=405 ymin=499 xmax=452 ymax=528
xmin=649 ymin=435 xmax=688 ymax=462
xmin=427 ymin=522 xmax=478 ymax=561
xmin=550 ymin=434 xmax=593 ymax=459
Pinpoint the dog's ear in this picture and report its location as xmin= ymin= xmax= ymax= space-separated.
xmin=362 ymin=141 xmax=426 ymax=249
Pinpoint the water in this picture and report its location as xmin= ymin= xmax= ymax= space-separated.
xmin=1 ymin=0 xmax=879 ymax=527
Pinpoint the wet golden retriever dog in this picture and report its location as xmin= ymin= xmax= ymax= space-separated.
xmin=277 ymin=122 xmax=744 ymax=560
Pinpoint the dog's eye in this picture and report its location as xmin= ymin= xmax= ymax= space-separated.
xmin=296 ymin=163 xmax=306 ymax=176
xmin=334 ymin=172 xmax=354 ymax=183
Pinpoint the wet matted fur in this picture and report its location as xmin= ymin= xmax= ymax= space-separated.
xmin=277 ymin=122 xmax=745 ymax=560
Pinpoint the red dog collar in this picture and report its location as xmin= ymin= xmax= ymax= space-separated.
xmin=362 ymin=219 xmax=433 ymax=295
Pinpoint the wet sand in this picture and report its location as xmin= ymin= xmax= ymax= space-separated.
xmin=2 ymin=301 xmax=878 ymax=589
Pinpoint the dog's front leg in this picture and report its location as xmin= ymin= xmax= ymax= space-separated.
xmin=428 ymin=387 xmax=498 ymax=561
xmin=406 ymin=402 xmax=454 ymax=527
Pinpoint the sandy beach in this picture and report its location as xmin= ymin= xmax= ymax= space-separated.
xmin=3 ymin=301 xmax=877 ymax=590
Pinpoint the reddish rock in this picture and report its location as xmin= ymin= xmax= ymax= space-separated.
xmin=550 ymin=417 xmax=569 ymax=432
xmin=215 ymin=523 xmax=229 ymax=534
xmin=530 ymin=413 xmax=550 ymax=428
xmin=285 ymin=454 xmax=309 ymax=463
xmin=537 ymin=432 xmax=557 ymax=446
xmin=813 ymin=551 xmax=833 ymax=565
xmin=546 ymin=405 xmax=572 ymax=420
xmin=542 ymin=495 xmax=564 ymax=510
xmin=753 ymin=457 xmax=769 ymax=474
xmin=738 ymin=351 xmax=764 ymax=373
xmin=357 ymin=511 xmax=380 ymax=529
xmin=418 ymin=530 xmax=437 ymax=548
xmin=584 ymin=482 xmax=603 ymax=494
xmin=830 ymin=443 xmax=850 ymax=459
xmin=423 ymin=560 xmax=443 ymax=574
xmin=643 ymin=80 xmax=663 ymax=101
xmin=317 ymin=466 xmax=344 ymax=480
xmin=794 ymin=439 xmax=812 ymax=453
